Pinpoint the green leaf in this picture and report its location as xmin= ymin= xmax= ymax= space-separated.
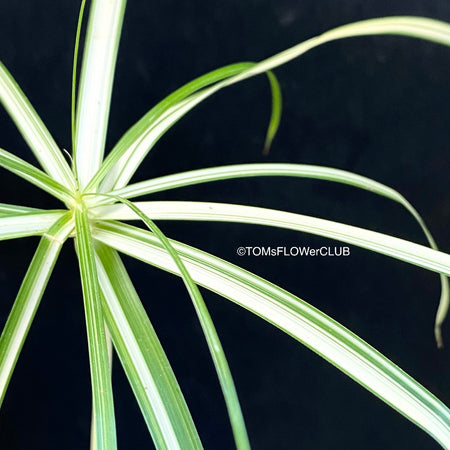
xmin=94 ymin=243 xmax=203 ymax=450
xmin=0 ymin=62 xmax=76 ymax=189
xmin=74 ymin=204 xmax=117 ymax=449
xmin=92 ymin=221 xmax=450 ymax=448
xmin=95 ymin=16 xmax=449 ymax=192
xmin=214 ymin=17 xmax=450 ymax=89
xmin=90 ymin=63 xmax=256 ymax=192
xmin=0 ymin=212 xmax=73 ymax=406
xmin=107 ymin=162 xmax=438 ymax=207
xmin=0 ymin=211 xmax=65 ymax=240
xmin=262 ymin=71 xmax=282 ymax=155
xmin=103 ymin=197 xmax=250 ymax=449
xmin=98 ymin=90 xmax=217 ymax=191
xmin=71 ymin=0 xmax=88 ymax=156
xmin=74 ymin=0 xmax=127 ymax=188
xmin=90 ymin=66 xmax=282 ymax=193
xmin=93 ymin=201 xmax=450 ymax=276
xmin=435 ymin=281 xmax=449 ymax=349
xmin=0 ymin=203 xmax=40 ymax=217
xmin=107 ymin=162 xmax=448 ymax=346
xmin=0 ymin=147 xmax=73 ymax=204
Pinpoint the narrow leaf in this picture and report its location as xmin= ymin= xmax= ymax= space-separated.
xmin=93 ymin=201 xmax=450 ymax=276
xmin=213 ymin=17 xmax=450 ymax=89
xmin=90 ymin=63 xmax=256 ymax=192
xmin=262 ymin=71 xmax=282 ymax=155
xmin=105 ymin=197 xmax=250 ymax=449
xmin=107 ymin=162 xmax=448 ymax=346
xmin=0 ymin=203 xmax=40 ymax=217
xmin=71 ymin=0 xmax=88 ymax=156
xmin=95 ymin=17 xmax=450 ymax=191
xmin=0 ymin=147 xmax=73 ymax=204
xmin=74 ymin=0 xmax=127 ymax=187
xmin=94 ymin=243 xmax=203 ymax=449
xmin=92 ymin=221 xmax=450 ymax=449
xmin=0 ymin=212 xmax=73 ymax=406
xmin=91 ymin=68 xmax=281 ymax=193
xmin=74 ymin=204 xmax=117 ymax=449
xmin=0 ymin=211 xmax=64 ymax=240
xmin=0 ymin=62 xmax=76 ymax=189
xmin=108 ymin=163 xmax=438 ymax=206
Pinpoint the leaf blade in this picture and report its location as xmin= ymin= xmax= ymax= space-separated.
xmin=107 ymin=198 xmax=250 ymax=449
xmin=108 ymin=162 xmax=449 ymax=346
xmin=262 ymin=71 xmax=282 ymax=155
xmin=91 ymin=68 xmax=281 ymax=193
xmin=74 ymin=0 xmax=127 ymax=187
xmin=71 ymin=0 xmax=88 ymax=154
xmin=94 ymin=201 xmax=450 ymax=276
xmin=92 ymin=221 xmax=450 ymax=448
xmin=95 ymin=17 xmax=450 ymax=191
xmin=0 ymin=212 xmax=73 ymax=406
xmin=0 ymin=203 xmax=41 ymax=217
xmin=74 ymin=205 xmax=117 ymax=449
xmin=0 ymin=147 xmax=73 ymax=204
xmin=0 ymin=62 xmax=76 ymax=189
xmin=94 ymin=243 xmax=203 ymax=450
xmin=0 ymin=211 xmax=65 ymax=240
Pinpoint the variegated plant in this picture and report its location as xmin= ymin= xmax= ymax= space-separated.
xmin=0 ymin=1 xmax=449 ymax=448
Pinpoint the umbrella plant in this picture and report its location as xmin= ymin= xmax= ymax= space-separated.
xmin=0 ymin=0 xmax=449 ymax=448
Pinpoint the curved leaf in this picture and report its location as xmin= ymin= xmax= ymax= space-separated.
xmin=95 ymin=17 xmax=450 ymax=191
xmin=90 ymin=68 xmax=282 ymax=193
xmin=0 ymin=213 xmax=73 ymax=406
xmin=107 ymin=162 xmax=448 ymax=346
xmin=92 ymin=221 xmax=450 ymax=448
xmin=94 ymin=243 xmax=203 ymax=450
xmin=93 ymin=201 xmax=450 ymax=276
xmin=0 ymin=63 xmax=76 ymax=189
xmin=0 ymin=147 xmax=73 ymax=204
xmin=101 ymin=196 xmax=250 ymax=449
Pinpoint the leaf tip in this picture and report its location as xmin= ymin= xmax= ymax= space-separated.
xmin=262 ymin=137 xmax=274 ymax=156
xmin=434 ymin=325 xmax=444 ymax=349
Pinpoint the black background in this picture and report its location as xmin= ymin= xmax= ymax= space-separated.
xmin=0 ymin=1 xmax=449 ymax=449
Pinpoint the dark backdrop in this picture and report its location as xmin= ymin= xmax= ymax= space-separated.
xmin=0 ymin=1 xmax=449 ymax=449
